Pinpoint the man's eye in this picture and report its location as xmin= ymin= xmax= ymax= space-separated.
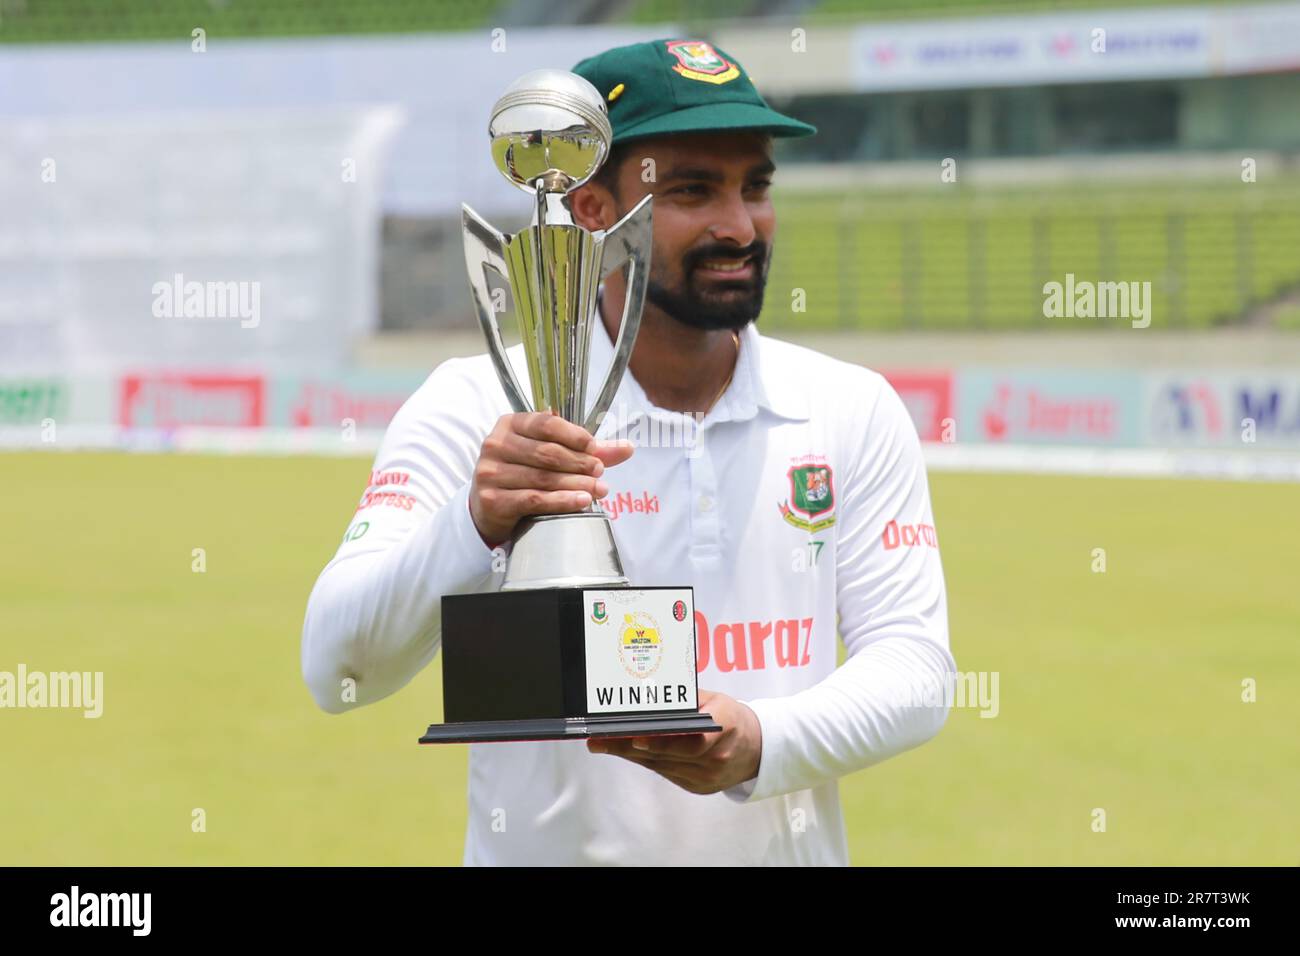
xmin=747 ymin=179 xmax=773 ymax=192
xmin=671 ymin=184 xmax=709 ymax=196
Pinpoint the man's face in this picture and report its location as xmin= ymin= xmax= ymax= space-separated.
xmin=603 ymin=132 xmax=776 ymax=332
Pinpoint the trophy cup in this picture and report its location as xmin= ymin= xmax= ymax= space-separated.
xmin=419 ymin=70 xmax=721 ymax=744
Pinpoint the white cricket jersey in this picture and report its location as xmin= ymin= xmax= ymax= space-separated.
xmin=301 ymin=319 xmax=955 ymax=866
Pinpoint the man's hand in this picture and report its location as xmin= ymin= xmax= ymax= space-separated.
xmin=585 ymin=689 xmax=762 ymax=795
xmin=469 ymin=411 xmax=635 ymax=546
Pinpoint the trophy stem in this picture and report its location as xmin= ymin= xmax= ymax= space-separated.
xmin=532 ymin=182 xmax=555 ymax=413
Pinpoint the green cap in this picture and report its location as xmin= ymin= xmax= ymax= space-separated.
xmin=572 ymin=38 xmax=817 ymax=146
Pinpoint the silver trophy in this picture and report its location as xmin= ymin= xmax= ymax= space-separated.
xmin=420 ymin=70 xmax=719 ymax=744
xmin=462 ymin=69 xmax=653 ymax=591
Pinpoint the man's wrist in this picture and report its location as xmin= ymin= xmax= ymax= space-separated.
xmin=466 ymin=494 xmax=506 ymax=551
xmin=723 ymin=697 xmax=781 ymax=804
xmin=740 ymin=701 xmax=762 ymax=786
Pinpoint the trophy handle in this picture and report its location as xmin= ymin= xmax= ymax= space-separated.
xmin=583 ymin=193 xmax=653 ymax=436
xmin=463 ymin=203 xmax=533 ymax=414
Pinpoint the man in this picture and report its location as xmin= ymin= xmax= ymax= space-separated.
xmin=302 ymin=38 xmax=954 ymax=866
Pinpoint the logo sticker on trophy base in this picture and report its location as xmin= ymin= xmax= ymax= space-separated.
xmin=584 ymin=588 xmax=697 ymax=714
xmin=421 ymin=586 xmax=718 ymax=744
xmin=417 ymin=69 xmax=719 ymax=745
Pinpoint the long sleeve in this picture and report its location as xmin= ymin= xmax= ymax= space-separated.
xmin=301 ymin=357 xmax=502 ymax=714
xmin=725 ymin=372 xmax=955 ymax=803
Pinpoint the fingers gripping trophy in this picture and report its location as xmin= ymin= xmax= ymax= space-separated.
xmin=419 ymin=70 xmax=721 ymax=745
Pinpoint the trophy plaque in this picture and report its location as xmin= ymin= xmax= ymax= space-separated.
xmin=420 ymin=70 xmax=721 ymax=744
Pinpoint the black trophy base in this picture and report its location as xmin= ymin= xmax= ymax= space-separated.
xmin=419 ymin=711 xmax=723 ymax=745
xmin=422 ymin=586 xmax=721 ymax=744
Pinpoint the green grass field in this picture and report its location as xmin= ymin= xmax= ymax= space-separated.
xmin=2 ymin=452 xmax=1296 ymax=865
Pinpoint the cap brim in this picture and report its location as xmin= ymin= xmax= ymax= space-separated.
xmin=612 ymin=100 xmax=816 ymax=145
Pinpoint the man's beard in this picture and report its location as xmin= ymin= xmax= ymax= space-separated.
xmin=643 ymin=240 xmax=770 ymax=332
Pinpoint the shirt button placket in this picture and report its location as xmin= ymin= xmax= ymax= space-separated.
xmin=688 ymin=425 xmax=722 ymax=566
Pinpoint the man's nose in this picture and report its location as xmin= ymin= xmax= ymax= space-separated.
xmin=708 ymin=190 xmax=758 ymax=249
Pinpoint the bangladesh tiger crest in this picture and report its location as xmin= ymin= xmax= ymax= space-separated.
xmin=665 ymin=40 xmax=741 ymax=85
xmin=779 ymin=458 xmax=836 ymax=532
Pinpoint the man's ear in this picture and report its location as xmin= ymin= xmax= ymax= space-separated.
xmin=570 ymin=182 xmax=617 ymax=232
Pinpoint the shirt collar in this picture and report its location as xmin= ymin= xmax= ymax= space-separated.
xmin=587 ymin=288 xmax=810 ymax=427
